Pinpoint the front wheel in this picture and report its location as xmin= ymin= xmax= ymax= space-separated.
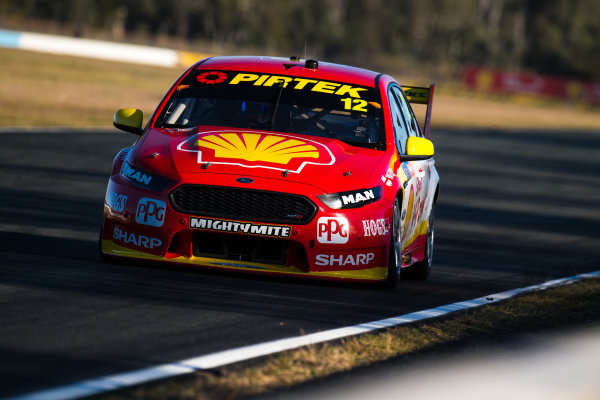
xmin=403 ymin=209 xmax=434 ymax=280
xmin=385 ymin=197 xmax=402 ymax=287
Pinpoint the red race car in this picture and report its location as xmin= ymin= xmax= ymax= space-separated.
xmin=101 ymin=56 xmax=439 ymax=286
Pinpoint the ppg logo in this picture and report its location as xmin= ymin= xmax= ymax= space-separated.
xmin=317 ymin=217 xmax=349 ymax=244
xmin=135 ymin=198 xmax=166 ymax=227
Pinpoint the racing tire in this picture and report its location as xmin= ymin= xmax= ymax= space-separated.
xmin=385 ymin=197 xmax=402 ymax=288
xmin=402 ymin=209 xmax=434 ymax=280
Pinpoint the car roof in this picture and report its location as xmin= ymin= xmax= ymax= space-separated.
xmin=195 ymin=56 xmax=382 ymax=88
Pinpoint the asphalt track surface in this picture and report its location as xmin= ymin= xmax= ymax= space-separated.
xmin=0 ymin=127 xmax=599 ymax=398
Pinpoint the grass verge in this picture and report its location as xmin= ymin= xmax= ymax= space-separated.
xmin=2 ymin=48 xmax=600 ymax=130
xmin=98 ymin=277 xmax=600 ymax=400
xmin=0 ymin=48 xmax=180 ymax=127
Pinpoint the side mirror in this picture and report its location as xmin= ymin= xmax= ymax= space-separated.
xmin=113 ymin=109 xmax=143 ymax=135
xmin=401 ymin=136 xmax=434 ymax=161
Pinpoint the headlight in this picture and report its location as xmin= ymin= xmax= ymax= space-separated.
xmin=317 ymin=186 xmax=381 ymax=209
xmin=121 ymin=161 xmax=173 ymax=191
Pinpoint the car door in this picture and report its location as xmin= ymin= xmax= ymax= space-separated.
xmin=388 ymin=85 xmax=432 ymax=250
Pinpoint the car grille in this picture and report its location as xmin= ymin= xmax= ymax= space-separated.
xmin=170 ymin=185 xmax=317 ymax=224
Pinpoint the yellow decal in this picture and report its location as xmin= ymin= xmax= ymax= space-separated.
xmin=264 ymin=75 xmax=293 ymax=87
xmin=401 ymin=219 xmax=429 ymax=251
xmin=293 ymin=78 xmax=318 ymax=89
xmin=312 ymin=80 xmax=340 ymax=94
xmin=196 ymin=132 xmax=320 ymax=164
xmin=229 ymin=73 xmax=259 ymax=85
xmin=341 ymin=98 xmax=368 ymax=112
xmin=403 ymin=188 xmax=414 ymax=239
xmin=102 ymin=240 xmax=387 ymax=281
xmin=229 ymin=73 xmax=367 ymax=98
xmin=178 ymin=131 xmax=335 ymax=173
xmin=401 ymin=86 xmax=430 ymax=104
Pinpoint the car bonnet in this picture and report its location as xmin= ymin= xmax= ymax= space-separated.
xmin=131 ymin=127 xmax=386 ymax=193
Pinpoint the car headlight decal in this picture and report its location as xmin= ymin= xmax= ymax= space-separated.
xmin=121 ymin=161 xmax=173 ymax=191
xmin=317 ymin=186 xmax=381 ymax=209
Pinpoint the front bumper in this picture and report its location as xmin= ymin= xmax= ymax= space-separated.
xmin=101 ymin=176 xmax=393 ymax=282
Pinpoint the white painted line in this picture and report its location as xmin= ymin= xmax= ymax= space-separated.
xmin=19 ymin=32 xmax=179 ymax=67
xmin=6 ymin=270 xmax=600 ymax=400
xmin=0 ymin=29 xmax=180 ymax=67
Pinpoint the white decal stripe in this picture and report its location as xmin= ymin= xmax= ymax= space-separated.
xmin=9 ymin=270 xmax=600 ymax=400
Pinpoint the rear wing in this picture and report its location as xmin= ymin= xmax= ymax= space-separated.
xmin=401 ymin=83 xmax=435 ymax=138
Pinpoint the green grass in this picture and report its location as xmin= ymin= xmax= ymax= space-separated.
xmin=2 ymin=48 xmax=600 ymax=130
xmin=0 ymin=48 xmax=181 ymax=126
xmin=99 ymin=277 xmax=600 ymax=400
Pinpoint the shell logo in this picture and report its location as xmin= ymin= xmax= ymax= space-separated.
xmin=178 ymin=131 xmax=335 ymax=173
xmin=197 ymin=133 xmax=319 ymax=164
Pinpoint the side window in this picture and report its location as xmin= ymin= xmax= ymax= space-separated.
xmin=388 ymin=87 xmax=409 ymax=154
xmin=392 ymin=86 xmax=420 ymax=137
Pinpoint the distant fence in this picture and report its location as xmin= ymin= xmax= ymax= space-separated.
xmin=0 ymin=29 xmax=210 ymax=68
xmin=463 ymin=66 xmax=600 ymax=104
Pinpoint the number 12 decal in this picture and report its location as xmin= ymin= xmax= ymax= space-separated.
xmin=341 ymin=98 xmax=368 ymax=112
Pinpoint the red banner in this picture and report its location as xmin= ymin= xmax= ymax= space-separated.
xmin=463 ymin=67 xmax=600 ymax=104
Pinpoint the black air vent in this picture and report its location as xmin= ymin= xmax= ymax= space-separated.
xmin=170 ymin=185 xmax=317 ymax=224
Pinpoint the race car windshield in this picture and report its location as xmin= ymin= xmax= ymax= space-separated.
xmin=155 ymin=70 xmax=385 ymax=150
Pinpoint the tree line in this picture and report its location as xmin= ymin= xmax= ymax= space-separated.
xmin=1 ymin=0 xmax=598 ymax=80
